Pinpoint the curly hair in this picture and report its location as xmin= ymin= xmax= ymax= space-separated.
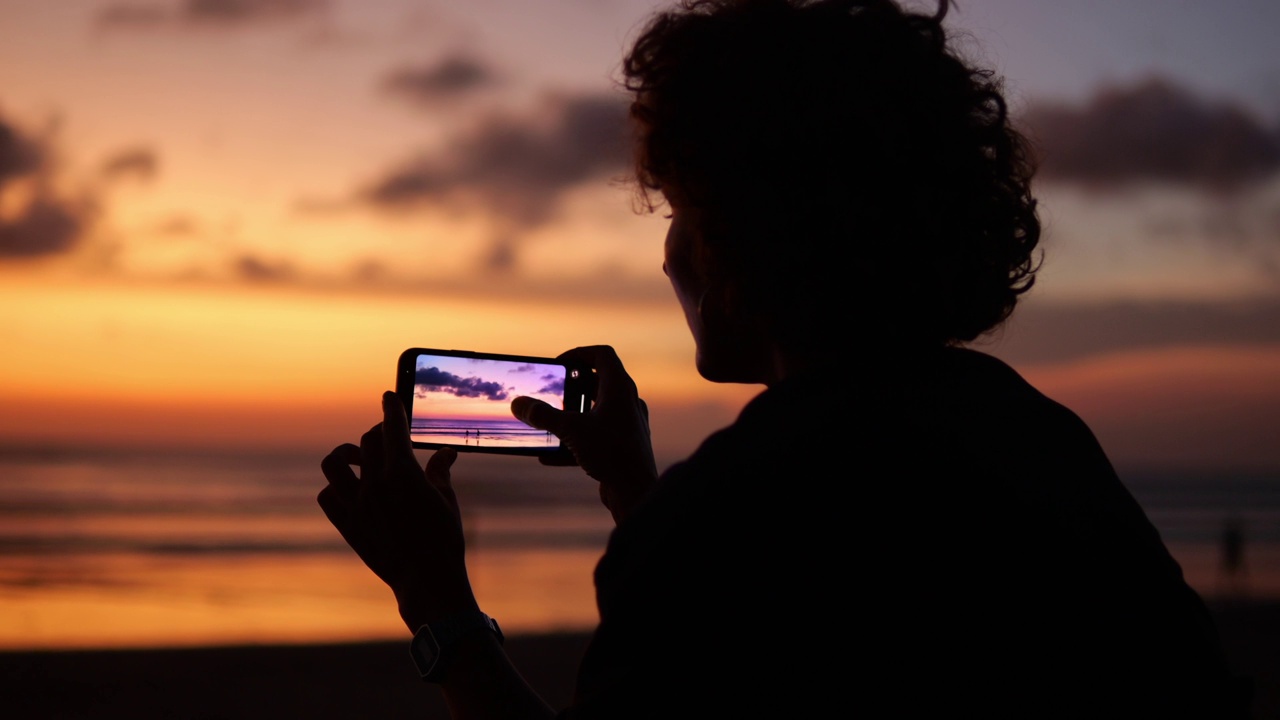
xmin=624 ymin=0 xmax=1040 ymax=347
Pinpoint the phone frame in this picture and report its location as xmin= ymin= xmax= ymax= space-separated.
xmin=395 ymin=347 xmax=593 ymax=457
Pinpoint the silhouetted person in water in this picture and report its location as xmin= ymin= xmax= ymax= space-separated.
xmin=318 ymin=1 xmax=1253 ymax=717
xmin=1219 ymin=516 xmax=1247 ymax=597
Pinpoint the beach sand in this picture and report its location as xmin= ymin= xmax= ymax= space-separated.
xmin=2 ymin=600 xmax=1277 ymax=719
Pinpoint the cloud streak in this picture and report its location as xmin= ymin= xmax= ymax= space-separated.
xmin=382 ymin=55 xmax=499 ymax=106
xmin=100 ymin=147 xmax=158 ymax=183
xmin=1022 ymin=77 xmax=1280 ymax=189
xmin=96 ymin=0 xmax=329 ymax=30
xmin=0 ymin=121 xmax=43 ymax=182
xmin=0 ymin=113 xmax=90 ymax=259
xmin=537 ymin=374 xmax=565 ymax=396
xmin=234 ymin=254 xmax=294 ymax=282
xmin=363 ymin=91 xmax=632 ymax=228
xmin=414 ymin=366 xmax=509 ymax=401
xmin=0 ymin=197 xmax=85 ymax=258
xmin=981 ymin=296 xmax=1280 ymax=366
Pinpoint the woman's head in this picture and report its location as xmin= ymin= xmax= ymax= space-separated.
xmin=625 ymin=0 xmax=1041 ymax=365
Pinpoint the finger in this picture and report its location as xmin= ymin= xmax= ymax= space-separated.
xmin=360 ymin=422 xmax=386 ymax=488
xmin=512 ymin=396 xmax=575 ymax=437
xmin=558 ymin=345 xmax=636 ymax=406
xmin=424 ymin=447 xmax=459 ymax=508
xmin=320 ymin=443 xmax=362 ymax=501
xmin=317 ymin=484 xmax=351 ymax=523
xmin=317 ymin=484 xmax=364 ymax=551
xmin=316 ymin=485 xmax=393 ymax=584
xmin=380 ymin=390 xmax=415 ymax=461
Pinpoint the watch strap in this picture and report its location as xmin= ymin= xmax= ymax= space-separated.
xmin=410 ymin=610 xmax=503 ymax=682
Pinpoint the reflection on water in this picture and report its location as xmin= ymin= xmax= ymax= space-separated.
xmin=411 ymin=418 xmax=559 ymax=449
xmin=0 ymin=446 xmax=1277 ymax=649
xmin=0 ymin=446 xmax=611 ymax=649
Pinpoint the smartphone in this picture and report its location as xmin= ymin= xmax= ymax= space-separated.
xmin=395 ymin=347 xmax=594 ymax=456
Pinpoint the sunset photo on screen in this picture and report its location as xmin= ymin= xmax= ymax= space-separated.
xmin=409 ymin=353 xmax=567 ymax=450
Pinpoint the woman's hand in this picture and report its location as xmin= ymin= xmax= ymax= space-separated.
xmin=511 ymin=345 xmax=658 ymax=523
xmin=317 ymin=391 xmax=479 ymax=631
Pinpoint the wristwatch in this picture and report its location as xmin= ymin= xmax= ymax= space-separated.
xmin=409 ymin=610 xmax=504 ymax=682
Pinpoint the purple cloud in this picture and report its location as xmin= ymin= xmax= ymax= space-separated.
xmin=363 ymin=91 xmax=632 ymax=227
xmin=383 ymin=55 xmax=499 ymax=106
xmin=537 ymin=374 xmax=565 ymax=396
xmin=414 ymin=366 xmax=509 ymax=401
xmin=1022 ymin=77 xmax=1280 ymax=189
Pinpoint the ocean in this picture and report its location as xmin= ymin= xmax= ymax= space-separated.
xmin=410 ymin=417 xmax=560 ymax=450
xmin=0 ymin=445 xmax=1275 ymax=650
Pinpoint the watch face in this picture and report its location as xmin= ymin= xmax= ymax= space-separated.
xmin=411 ymin=627 xmax=441 ymax=677
xmin=411 ymin=612 xmax=502 ymax=681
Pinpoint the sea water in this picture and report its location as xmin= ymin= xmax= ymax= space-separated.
xmin=410 ymin=417 xmax=559 ymax=449
xmin=0 ymin=445 xmax=1275 ymax=649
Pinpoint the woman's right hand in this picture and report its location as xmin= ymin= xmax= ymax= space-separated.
xmin=317 ymin=391 xmax=479 ymax=632
xmin=511 ymin=345 xmax=658 ymax=523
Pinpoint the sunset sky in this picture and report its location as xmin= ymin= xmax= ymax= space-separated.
xmin=410 ymin=353 xmax=566 ymax=420
xmin=1 ymin=0 xmax=1278 ymax=472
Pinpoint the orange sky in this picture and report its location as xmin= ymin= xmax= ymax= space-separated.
xmin=0 ymin=0 xmax=1277 ymax=471
xmin=1 ymin=0 xmax=1279 ymax=656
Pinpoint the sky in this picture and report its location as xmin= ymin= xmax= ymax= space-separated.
xmin=410 ymin=353 xmax=566 ymax=420
xmin=0 ymin=0 xmax=1278 ymax=472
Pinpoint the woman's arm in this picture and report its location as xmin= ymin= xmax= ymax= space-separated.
xmin=318 ymin=391 xmax=556 ymax=720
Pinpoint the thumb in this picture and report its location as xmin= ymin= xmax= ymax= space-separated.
xmin=424 ymin=447 xmax=460 ymax=510
xmin=512 ymin=396 xmax=573 ymax=439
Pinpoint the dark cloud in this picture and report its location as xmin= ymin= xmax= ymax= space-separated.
xmin=978 ymin=296 xmax=1280 ymax=366
xmin=364 ymin=91 xmax=632 ymax=228
xmin=183 ymin=0 xmax=327 ymax=24
xmin=0 ymin=114 xmax=91 ymax=258
xmin=0 ymin=120 xmax=44 ymax=182
xmin=100 ymin=147 xmax=158 ymax=182
xmin=483 ymin=236 xmax=517 ymax=273
xmin=1022 ymin=78 xmax=1280 ymax=189
xmin=96 ymin=0 xmax=328 ymax=30
xmin=0 ymin=197 xmax=84 ymax=258
xmin=94 ymin=4 xmax=169 ymax=29
xmin=414 ymin=367 xmax=509 ymax=401
xmin=383 ymin=56 xmax=499 ymax=106
xmin=234 ymin=255 xmax=294 ymax=281
xmin=537 ymin=376 xmax=565 ymax=396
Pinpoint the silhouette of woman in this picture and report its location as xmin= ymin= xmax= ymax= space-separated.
xmin=318 ymin=1 xmax=1252 ymax=717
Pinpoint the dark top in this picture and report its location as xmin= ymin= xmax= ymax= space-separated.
xmin=559 ymin=348 xmax=1252 ymax=718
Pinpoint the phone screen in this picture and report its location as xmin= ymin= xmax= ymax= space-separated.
xmin=396 ymin=348 xmax=590 ymax=455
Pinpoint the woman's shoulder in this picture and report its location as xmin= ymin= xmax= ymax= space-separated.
xmin=938 ymin=346 xmax=1099 ymax=435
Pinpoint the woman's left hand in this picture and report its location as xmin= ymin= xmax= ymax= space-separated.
xmin=317 ymin=391 xmax=480 ymax=631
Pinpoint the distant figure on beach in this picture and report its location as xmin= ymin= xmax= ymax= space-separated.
xmin=1219 ymin=516 xmax=1248 ymax=597
xmin=318 ymin=1 xmax=1253 ymax=717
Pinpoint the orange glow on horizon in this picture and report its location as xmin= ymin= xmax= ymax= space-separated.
xmin=0 ymin=548 xmax=604 ymax=651
xmin=1020 ymin=344 xmax=1280 ymax=471
xmin=0 ymin=274 xmax=757 ymax=457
